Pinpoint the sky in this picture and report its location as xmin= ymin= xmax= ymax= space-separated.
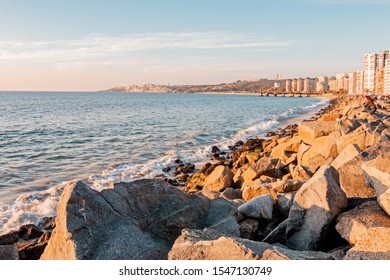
xmin=0 ymin=0 xmax=389 ymax=91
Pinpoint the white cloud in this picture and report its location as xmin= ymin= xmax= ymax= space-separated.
xmin=0 ymin=32 xmax=296 ymax=63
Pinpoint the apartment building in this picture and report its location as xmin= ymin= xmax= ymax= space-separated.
xmin=364 ymin=50 xmax=390 ymax=92
xmin=348 ymin=71 xmax=364 ymax=95
xmin=385 ymin=58 xmax=390 ymax=95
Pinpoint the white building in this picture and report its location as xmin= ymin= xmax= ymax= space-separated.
xmin=316 ymin=76 xmax=329 ymax=93
xmin=364 ymin=50 xmax=390 ymax=93
xmin=348 ymin=71 xmax=364 ymax=95
xmin=385 ymin=58 xmax=390 ymax=95
xmin=303 ymin=77 xmax=316 ymax=94
xmin=285 ymin=79 xmax=292 ymax=93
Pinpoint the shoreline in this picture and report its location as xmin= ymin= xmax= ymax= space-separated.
xmin=2 ymin=94 xmax=390 ymax=260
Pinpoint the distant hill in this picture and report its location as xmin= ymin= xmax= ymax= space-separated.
xmin=102 ymin=79 xmax=285 ymax=94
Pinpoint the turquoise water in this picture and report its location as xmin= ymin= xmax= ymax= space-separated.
xmin=0 ymin=91 xmax=328 ymax=233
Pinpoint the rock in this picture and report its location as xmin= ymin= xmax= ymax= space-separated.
xmin=233 ymin=168 xmax=245 ymax=187
xmin=18 ymin=239 xmax=48 ymax=260
xmin=241 ymin=157 xmax=278 ymax=182
xmin=202 ymin=165 xmax=234 ymax=192
xmin=271 ymin=180 xmax=305 ymax=193
xmin=336 ymin=118 xmax=362 ymax=135
xmin=262 ymin=219 xmax=288 ymax=244
xmin=207 ymin=216 xmax=240 ymax=237
xmin=291 ymin=165 xmax=312 ymax=181
xmin=239 ymin=219 xmax=259 ymax=239
xmin=0 ymin=245 xmax=19 ymax=260
xmin=270 ymin=136 xmax=301 ymax=158
xmin=362 ymin=155 xmax=390 ymax=215
xmin=286 ymin=165 xmax=347 ymax=251
xmin=321 ymin=113 xmax=341 ymax=122
xmin=296 ymin=142 xmax=311 ymax=166
xmin=276 ymin=151 xmax=297 ymax=169
xmin=168 ymin=229 xmax=271 ymax=260
xmin=184 ymin=173 xmax=207 ymax=193
xmin=277 ymin=192 xmax=296 ymax=216
xmin=238 ymin=194 xmax=274 ymax=220
xmin=259 ymin=175 xmax=277 ymax=183
xmin=336 ymin=126 xmax=366 ymax=154
xmin=205 ymin=197 xmax=238 ymax=227
xmin=261 ymin=246 xmax=334 ymax=260
xmin=245 ymin=152 xmax=260 ymax=165
xmin=337 ymin=154 xmax=376 ymax=198
xmin=242 ymin=184 xmax=271 ymax=201
xmin=331 ymin=143 xmax=361 ymax=170
xmin=336 ymin=202 xmax=390 ymax=260
xmin=221 ymin=187 xmax=242 ymax=200
xmin=300 ymin=133 xmax=339 ymax=173
xmin=168 ymin=229 xmax=333 ymax=260
xmin=211 ymin=146 xmax=221 ymax=153
xmin=176 ymin=174 xmax=189 ymax=182
xmin=41 ymin=179 xmax=210 ymax=260
xmin=298 ymin=121 xmax=335 ymax=145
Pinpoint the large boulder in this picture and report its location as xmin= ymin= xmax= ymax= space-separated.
xmin=336 ymin=126 xmax=367 ymax=154
xmin=286 ymin=165 xmax=347 ymax=251
xmin=331 ymin=143 xmax=361 ymax=170
xmin=300 ymin=133 xmax=339 ymax=173
xmin=362 ymin=155 xmax=390 ymax=216
xmin=202 ymin=166 xmax=234 ymax=192
xmin=337 ymin=154 xmax=376 ymax=198
xmin=0 ymin=245 xmax=19 ymax=260
xmin=336 ymin=201 xmax=390 ymax=260
xmin=270 ymin=136 xmax=301 ymax=158
xmin=168 ymin=229 xmax=333 ymax=260
xmin=298 ymin=121 xmax=335 ymax=145
xmin=41 ymin=179 xmax=210 ymax=260
xmin=237 ymin=194 xmax=274 ymax=220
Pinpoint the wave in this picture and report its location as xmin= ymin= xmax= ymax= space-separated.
xmin=0 ymin=97 xmax=329 ymax=235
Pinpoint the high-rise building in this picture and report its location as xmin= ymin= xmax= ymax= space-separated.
xmin=292 ymin=79 xmax=298 ymax=93
xmin=385 ymin=58 xmax=390 ymax=95
xmin=316 ymin=76 xmax=328 ymax=93
xmin=336 ymin=73 xmax=349 ymax=93
xmin=348 ymin=71 xmax=364 ymax=95
xmin=297 ymin=78 xmax=304 ymax=93
xmin=285 ymin=79 xmax=292 ymax=93
xmin=364 ymin=50 xmax=390 ymax=93
xmin=328 ymin=76 xmax=337 ymax=92
xmin=303 ymin=77 xmax=316 ymax=94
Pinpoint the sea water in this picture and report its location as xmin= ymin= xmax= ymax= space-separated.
xmin=0 ymin=91 xmax=328 ymax=234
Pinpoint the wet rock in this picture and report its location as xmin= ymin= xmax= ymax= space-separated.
xmin=286 ymin=165 xmax=347 ymax=251
xmin=211 ymin=146 xmax=221 ymax=153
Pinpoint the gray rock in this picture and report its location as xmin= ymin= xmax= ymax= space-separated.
xmin=207 ymin=216 xmax=240 ymax=237
xmin=0 ymin=245 xmax=19 ymax=260
xmin=239 ymin=219 xmax=259 ymax=239
xmin=286 ymin=165 xmax=347 ymax=251
xmin=262 ymin=219 xmax=288 ymax=244
xmin=238 ymin=194 xmax=274 ymax=220
xmin=41 ymin=179 xmax=210 ymax=260
xmin=277 ymin=192 xmax=296 ymax=216
xmin=205 ymin=197 xmax=238 ymax=227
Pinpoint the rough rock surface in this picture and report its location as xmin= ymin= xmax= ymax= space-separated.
xmin=202 ymin=165 xmax=234 ymax=192
xmin=336 ymin=202 xmax=390 ymax=260
xmin=298 ymin=121 xmax=335 ymax=145
xmin=41 ymin=179 xmax=213 ymax=260
xmin=241 ymin=157 xmax=278 ymax=182
xmin=286 ymin=165 xmax=347 ymax=251
xmin=238 ymin=194 xmax=274 ymax=220
xmin=0 ymin=245 xmax=19 ymax=260
xmin=331 ymin=143 xmax=361 ymax=170
xmin=362 ymin=155 xmax=390 ymax=216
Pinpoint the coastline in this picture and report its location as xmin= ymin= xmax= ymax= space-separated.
xmin=1 ymin=94 xmax=389 ymax=260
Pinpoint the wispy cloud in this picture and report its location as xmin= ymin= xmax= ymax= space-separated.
xmin=0 ymin=32 xmax=296 ymax=63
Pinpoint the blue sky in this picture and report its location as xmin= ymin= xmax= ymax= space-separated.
xmin=0 ymin=0 xmax=389 ymax=91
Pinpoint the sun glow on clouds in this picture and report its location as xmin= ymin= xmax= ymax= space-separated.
xmin=0 ymin=32 xmax=295 ymax=62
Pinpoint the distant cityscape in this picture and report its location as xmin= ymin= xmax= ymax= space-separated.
xmin=284 ymin=50 xmax=390 ymax=95
xmin=104 ymin=50 xmax=390 ymax=96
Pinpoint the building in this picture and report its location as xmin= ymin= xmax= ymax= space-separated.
xmin=328 ymin=76 xmax=337 ymax=92
xmin=385 ymin=58 xmax=390 ymax=95
xmin=285 ymin=79 xmax=292 ymax=93
xmin=364 ymin=50 xmax=390 ymax=93
xmin=303 ymin=77 xmax=316 ymax=94
xmin=292 ymin=79 xmax=298 ymax=93
xmin=297 ymin=78 xmax=304 ymax=93
xmin=316 ymin=76 xmax=328 ymax=93
xmin=348 ymin=71 xmax=364 ymax=95
xmin=336 ymin=73 xmax=349 ymax=93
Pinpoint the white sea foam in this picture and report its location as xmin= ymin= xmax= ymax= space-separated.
xmin=0 ymin=97 xmax=330 ymax=235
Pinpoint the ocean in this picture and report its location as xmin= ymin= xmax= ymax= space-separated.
xmin=0 ymin=91 xmax=328 ymax=234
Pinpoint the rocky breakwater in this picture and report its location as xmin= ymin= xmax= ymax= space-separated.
xmin=2 ymin=95 xmax=389 ymax=260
